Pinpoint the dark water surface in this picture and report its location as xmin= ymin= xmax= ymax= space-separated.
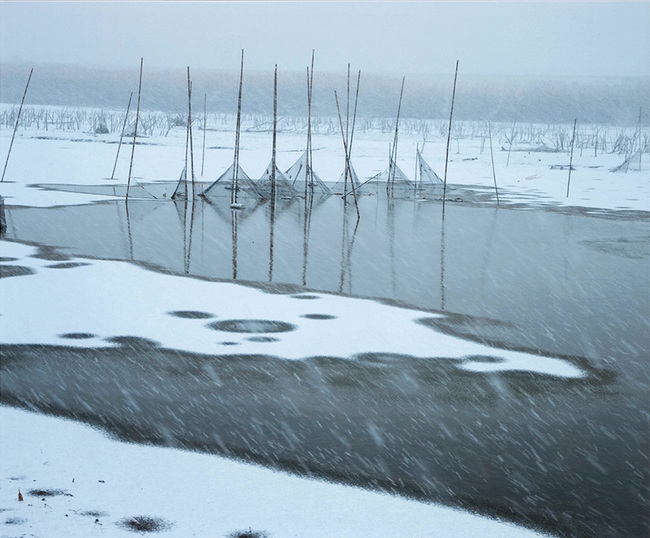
xmin=1 ymin=190 xmax=649 ymax=537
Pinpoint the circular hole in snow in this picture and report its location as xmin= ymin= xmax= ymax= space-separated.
xmin=167 ymin=310 xmax=215 ymax=319
xmin=208 ymin=319 xmax=297 ymax=334
xmin=59 ymin=332 xmax=97 ymax=340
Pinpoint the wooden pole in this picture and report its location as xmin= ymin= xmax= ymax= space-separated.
xmin=110 ymin=92 xmax=133 ymax=180
xmin=305 ymin=66 xmax=312 ymax=199
xmin=232 ymin=50 xmax=244 ymax=205
xmin=177 ymin=70 xmax=190 ymax=200
xmin=388 ymin=76 xmax=405 ymax=196
xmin=344 ymin=64 xmax=351 ymax=193
xmin=348 ymin=70 xmax=361 ymax=173
xmin=187 ymin=69 xmax=196 ymax=199
xmin=339 ymin=71 xmax=361 ymax=201
xmin=442 ymin=60 xmax=459 ymax=218
xmin=201 ymin=93 xmax=207 ymax=177
xmin=271 ymin=64 xmax=278 ymax=203
xmin=506 ymin=111 xmax=517 ymax=167
xmin=348 ymin=70 xmax=361 ymax=219
xmin=305 ymin=50 xmax=315 ymax=197
xmin=566 ymin=118 xmax=577 ymax=198
xmin=2 ymin=68 xmax=33 ymax=183
xmin=414 ymin=143 xmax=418 ymax=192
xmin=126 ymin=58 xmax=143 ymax=201
xmin=334 ymin=90 xmax=360 ymax=219
xmin=488 ymin=121 xmax=500 ymax=205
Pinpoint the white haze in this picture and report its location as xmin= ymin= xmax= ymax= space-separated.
xmin=0 ymin=1 xmax=649 ymax=78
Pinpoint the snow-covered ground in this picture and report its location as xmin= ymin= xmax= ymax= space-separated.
xmin=1 ymin=111 xmax=647 ymax=537
xmin=0 ymin=107 xmax=648 ymax=212
xmin=0 ymin=405 xmax=547 ymax=538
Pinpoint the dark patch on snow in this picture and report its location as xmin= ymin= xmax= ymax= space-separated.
xmin=28 ymin=488 xmax=67 ymax=497
xmin=300 ymin=313 xmax=337 ymax=320
xmin=246 ymin=336 xmax=280 ymax=343
xmin=81 ymin=510 xmax=108 ymax=518
xmin=461 ymin=355 xmax=505 ymax=364
xmin=208 ymin=319 xmax=297 ymax=334
xmin=355 ymin=352 xmax=462 ymax=366
xmin=227 ymin=529 xmax=271 ymax=538
xmin=0 ymin=257 xmax=19 ymax=262
xmin=167 ymin=310 xmax=215 ymax=319
xmin=59 ymin=332 xmax=97 ymax=340
xmin=104 ymin=336 xmax=161 ymax=349
xmin=290 ymin=294 xmax=320 ymax=300
xmin=0 ymin=265 xmax=35 ymax=278
xmin=117 ymin=516 xmax=172 ymax=533
xmin=29 ymin=245 xmax=71 ymax=261
xmin=46 ymin=262 xmax=91 ymax=269
xmin=219 ymin=341 xmax=240 ymax=346
xmin=4 ymin=517 xmax=27 ymax=525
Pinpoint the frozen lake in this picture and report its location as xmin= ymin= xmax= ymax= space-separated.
xmin=2 ymin=187 xmax=648 ymax=537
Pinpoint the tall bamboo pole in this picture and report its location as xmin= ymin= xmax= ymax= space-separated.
xmin=388 ymin=76 xmax=405 ymax=196
xmin=348 ymin=70 xmax=361 ymax=174
xmin=2 ymin=68 xmax=33 ymax=183
xmin=305 ymin=66 xmax=312 ymax=199
xmin=173 ymin=71 xmax=190 ymax=200
xmin=566 ymin=118 xmax=577 ymax=198
xmin=488 ymin=121 xmax=500 ymax=205
xmin=506 ymin=111 xmax=517 ymax=167
xmin=201 ymin=93 xmax=207 ymax=177
xmin=110 ymin=92 xmax=133 ymax=180
xmin=305 ymin=50 xmax=315 ymax=197
xmin=344 ymin=64 xmax=351 ymax=193
xmin=334 ymin=90 xmax=360 ymax=219
xmin=442 ymin=60 xmax=459 ymax=218
xmin=187 ymin=68 xmax=196 ymax=199
xmin=271 ymin=65 xmax=278 ymax=203
xmin=126 ymin=58 xmax=143 ymax=201
xmin=232 ymin=50 xmax=244 ymax=205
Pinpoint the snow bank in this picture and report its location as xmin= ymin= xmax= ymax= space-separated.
xmin=0 ymin=240 xmax=583 ymax=378
xmin=0 ymin=406 xmax=549 ymax=538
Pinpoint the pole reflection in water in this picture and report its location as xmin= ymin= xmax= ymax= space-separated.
xmin=125 ymin=199 xmax=134 ymax=261
xmin=440 ymin=208 xmax=446 ymax=311
xmin=186 ymin=200 xmax=196 ymax=275
xmin=5 ymin=192 xmax=648 ymax=368
xmin=231 ymin=207 xmax=238 ymax=280
xmin=268 ymin=194 xmax=276 ymax=283
xmin=387 ymin=197 xmax=397 ymax=297
xmin=337 ymin=197 xmax=360 ymax=295
xmin=302 ymin=191 xmax=314 ymax=287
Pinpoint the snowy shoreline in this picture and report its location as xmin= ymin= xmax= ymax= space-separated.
xmin=1 ymin=405 xmax=550 ymax=538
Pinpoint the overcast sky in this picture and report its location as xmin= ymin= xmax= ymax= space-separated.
xmin=1 ymin=1 xmax=648 ymax=78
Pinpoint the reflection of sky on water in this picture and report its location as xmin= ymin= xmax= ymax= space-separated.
xmin=4 ymin=191 xmax=648 ymax=368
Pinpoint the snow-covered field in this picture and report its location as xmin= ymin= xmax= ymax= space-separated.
xmin=1 ymin=110 xmax=648 ymax=537
xmin=0 ymin=106 xmax=648 ymax=212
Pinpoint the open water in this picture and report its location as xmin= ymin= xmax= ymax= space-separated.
xmin=1 ymin=189 xmax=649 ymax=536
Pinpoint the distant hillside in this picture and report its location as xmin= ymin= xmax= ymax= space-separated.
xmin=1 ymin=63 xmax=648 ymax=125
